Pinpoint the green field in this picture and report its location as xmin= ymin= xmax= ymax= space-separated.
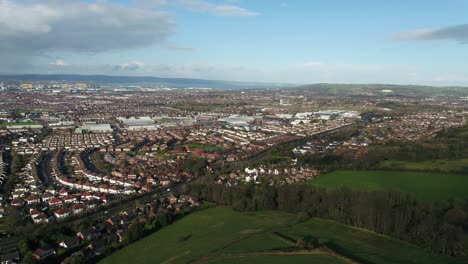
xmin=220 ymin=233 xmax=291 ymax=253
xmin=100 ymin=207 xmax=295 ymax=264
xmin=309 ymin=170 xmax=468 ymax=201
xmin=100 ymin=207 xmax=467 ymax=264
xmin=0 ymin=121 xmax=40 ymax=128
xmin=281 ymin=218 xmax=467 ymax=264
xmin=189 ymin=144 xmax=224 ymax=153
xmin=91 ymin=153 xmax=115 ymax=173
xmin=378 ymin=159 xmax=468 ymax=173
xmin=205 ymin=255 xmax=345 ymax=264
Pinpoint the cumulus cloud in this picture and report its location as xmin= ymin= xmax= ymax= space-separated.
xmin=0 ymin=0 xmax=175 ymax=56
xmin=49 ymin=58 xmax=67 ymax=66
xmin=174 ymin=0 xmax=258 ymax=16
xmin=113 ymin=61 xmax=147 ymax=71
xmin=392 ymin=24 xmax=468 ymax=44
xmin=133 ymin=0 xmax=258 ymax=16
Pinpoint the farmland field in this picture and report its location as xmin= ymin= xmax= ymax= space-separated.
xmin=280 ymin=218 xmax=467 ymax=264
xmin=309 ymin=170 xmax=468 ymax=201
xmin=378 ymin=159 xmax=468 ymax=173
xmin=100 ymin=207 xmax=296 ymax=264
xmin=220 ymin=233 xmax=292 ymax=253
xmin=100 ymin=206 xmax=467 ymax=264
xmin=205 ymin=255 xmax=346 ymax=264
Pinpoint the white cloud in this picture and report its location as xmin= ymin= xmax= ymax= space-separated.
xmin=49 ymin=59 xmax=67 ymax=66
xmin=0 ymin=0 xmax=175 ymax=55
xmin=114 ymin=61 xmax=147 ymax=71
xmin=133 ymin=0 xmax=258 ymax=16
xmin=174 ymin=0 xmax=258 ymax=16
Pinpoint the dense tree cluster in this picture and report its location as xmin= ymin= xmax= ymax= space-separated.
xmin=298 ymin=125 xmax=468 ymax=173
xmin=188 ymin=182 xmax=467 ymax=256
xmin=364 ymin=126 xmax=468 ymax=166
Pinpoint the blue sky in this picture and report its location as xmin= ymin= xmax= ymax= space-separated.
xmin=1 ymin=0 xmax=467 ymax=85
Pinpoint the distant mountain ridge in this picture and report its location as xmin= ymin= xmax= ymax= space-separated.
xmin=1 ymin=74 xmax=467 ymax=96
xmin=0 ymin=74 xmax=295 ymax=89
xmin=291 ymin=83 xmax=468 ymax=97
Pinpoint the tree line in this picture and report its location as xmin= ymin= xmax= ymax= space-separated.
xmin=187 ymin=181 xmax=467 ymax=257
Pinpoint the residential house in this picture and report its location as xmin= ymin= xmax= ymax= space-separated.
xmin=54 ymin=208 xmax=71 ymax=219
xmin=0 ymin=250 xmax=20 ymax=264
xmin=59 ymin=237 xmax=80 ymax=249
xmin=10 ymin=199 xmax=24 ymax=207
xmin=33 ymin=248 xmax=55 ymax=261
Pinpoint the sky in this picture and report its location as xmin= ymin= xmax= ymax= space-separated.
xmin=1 ymin=0 xmax=468 ymax=86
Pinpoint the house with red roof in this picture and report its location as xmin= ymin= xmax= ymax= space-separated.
xmin=30 ymin=208 xmax=41 ymax=217
xmin=54 ymin=208 xmax=71 ymax=219
xmin=26 ymin=195 xmax=40 ymax=205
xmin=63 ymin=195 xmax=77 ymax=204
xmin=81 ymin=191 xmax=92 ymax=200
xmin=109 ymin=186 xmax=121 ymax=194
xmin=71 ymin=203 xmax=86 ymax=214
xmin=32 ymin=213 xmax=49 ymax=224
xmin=11 ymin=198 xmax=24 ymax=207
xmin=33 ymin=248 xmax=55 ymax=261
xmin=42 ymin=192 xmax=54 ymax=202
xmin=48 ymin=198 xmax=63 ymax=207
xmin=58 ymin=188 xmax=68 ymax=196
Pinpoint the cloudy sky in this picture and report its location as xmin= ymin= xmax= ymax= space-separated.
xmin=1 ymin=0 xmax=468 ymax=85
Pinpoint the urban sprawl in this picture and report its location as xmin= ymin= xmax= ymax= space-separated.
xmin=0 ymin=80 xmax=466 ymax=263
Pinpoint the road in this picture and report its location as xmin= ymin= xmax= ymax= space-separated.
xmin=38 ymin=152 xmax=56 ymax=187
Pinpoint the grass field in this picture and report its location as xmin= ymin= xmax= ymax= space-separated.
xmin=100 ymin=207 xmax=295 ymax=264
xmin=100 ymin=207 xmax=467 ymax=264
xmin=205 ymin=255 xmax=346 ymax=264
xmin=0 ymin=121 xmax=39 ymax=128
xmin=378 ymin=159 xmax=468 ymax=173
xmin=220 ymin=233 xmax=292 ymax=253
xmin=91 ymin=153 xmax=115 ymax=173
xmin=309 ymin=170 xmax=468 ymax=202
xmin=189 ymin=144 xmax=224 ymax=153
xmin=280 ymin=218 xmax=467 ymax=264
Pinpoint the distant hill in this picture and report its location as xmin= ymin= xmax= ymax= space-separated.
xmin=2 ymin=74 xmax=467 ymax=96
xmin=0 ymin=74 xmax=294 ymax=89
xmin=291 ymin=83 xmax=468 ymax=97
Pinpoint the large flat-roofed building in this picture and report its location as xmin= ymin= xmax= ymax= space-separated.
xmin=153 ymin=116 xmax=195 ymax=127
xmin=118 ymin=116 xmax=154 ymax=126
xmin=218 ymin=115 xmax=256 ymax=126
xmin=7 ymin=124 xmax=43 ymax=132
xmin=79 ymin=123 xmax=112 ymax=132
xmin=118 ymin=116 xmax=159 ymax=131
